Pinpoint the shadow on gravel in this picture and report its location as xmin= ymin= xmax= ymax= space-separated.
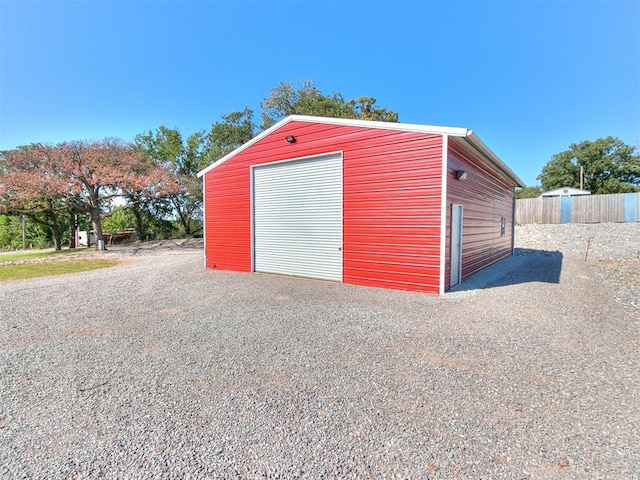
xmin=450 ymin=248 xmax=563 ymax=292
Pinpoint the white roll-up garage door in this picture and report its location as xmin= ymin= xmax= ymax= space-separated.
xmin=253 ymin=153 xmax=343 ymax=281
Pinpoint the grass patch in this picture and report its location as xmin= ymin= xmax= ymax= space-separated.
xmin=0 ymin=258 xmax=119 ymax=282
xmin=0 ymin=248 xmax=93 ymax=262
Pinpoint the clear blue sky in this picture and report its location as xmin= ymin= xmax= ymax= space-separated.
xmin=1 ymin=0 xmax=638 ymax=186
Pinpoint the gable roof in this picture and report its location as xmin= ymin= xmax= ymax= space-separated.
xmin=541 ymin=187 xmax=591 ymax=196
xmin=197 ymin=115 xmax=524 ymax=187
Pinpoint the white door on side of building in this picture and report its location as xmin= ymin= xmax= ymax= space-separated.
xmin=451 ymin=204 xmax=463 ymax=287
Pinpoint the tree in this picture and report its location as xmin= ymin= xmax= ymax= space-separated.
xmin=206 ymin=108 xmax=256 ymax=161
xmin=260 ymin=79 xmax=399 ymax=129
xmin=0 ymin=214 xmax=54 ymax=250
xmin=0 ymin=215 xmax=21 ymax=249
xmin=1 ymin=139 xmax=177 ymax=248
xmin=348 ymin=96 xmax=399 ymax=122
xmin=134 ymin=126 xmax=209 ymax=237
xmin=538 ymin=137 xmax=640 ymax=194
xmin=135 ymin=112 xmax=258 ymax=238
xmin=515 ymin=186 xmax=543 ymax=199
xmin=0 ymin=144 xmax=68 ymax=250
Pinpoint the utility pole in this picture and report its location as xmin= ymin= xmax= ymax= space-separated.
xmin=580 ymin=165 xmax=584 ymax=190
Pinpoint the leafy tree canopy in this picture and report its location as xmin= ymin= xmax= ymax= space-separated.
xmin=134 ymin=126 xmax=208 ymax=236
xmin=1 ymin=139 xmax=177 ymax=245
xmin=537 ymin=137 xmax=640 ymax=194
xmin=260 ymin=79 xmax=399 ymax=129
xmin=515 ymin=186 xmax=543 ymax=199
xmin=206 ymin=108 xmax=256 ymax=161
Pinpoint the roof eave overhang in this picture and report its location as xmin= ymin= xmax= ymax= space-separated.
xmin=457 ymin=131 xmax=525 ymax=188
xmin=197 ymin=115 xmax=525 ymax=189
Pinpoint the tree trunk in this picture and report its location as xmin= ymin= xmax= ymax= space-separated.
xmin=173 ymin=199 xmax=191 ymax=236
xmin=90 ymin=208 xmax=105 ymax=250
xmin=50 ymin=222 xmax=62 ymax=251
xmin=43 ymin=210 xmax=62 ymax=251
xmin=131 ymin=205 xmax=145 ymax=242
xmin=87 ymin=188 xmax=106 ymax=250
xmin=176 ymin=206 xmax=191 ymax=237
xmin=182 ymin=216 xmax=191 ymax=236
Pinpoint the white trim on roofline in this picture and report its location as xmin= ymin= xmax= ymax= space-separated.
xmin=196 ymin=115 xmax=468 ymax=178
xmin=285 ymin=115 xmax=471 ymax=136
xmin=197 ymin=116 xmax=296 ymax=178
xmin=462 ymin=131 xmax=525 ymax=187
xmin=197 ymin=115 xmax=525 ymax=187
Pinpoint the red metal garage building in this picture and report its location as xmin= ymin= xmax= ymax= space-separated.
xmin=197 ymin=115 xmax=524 ymax=294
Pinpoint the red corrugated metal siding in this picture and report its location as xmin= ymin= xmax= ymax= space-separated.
xmin=204 ymin=165 xmax=251 ymax=271
xmin=204 ymin=121 xmax=444 ymax=293
xmin=445 ymin=138 xmax=516 ymax=290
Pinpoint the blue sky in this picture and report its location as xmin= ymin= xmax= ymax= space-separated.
xmin=1 ymin=0 xmax=638 ymax=186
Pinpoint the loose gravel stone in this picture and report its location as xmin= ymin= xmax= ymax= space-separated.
xmin=0 ymin=225 xmax=638 ymax=479
xmin=515 ymin=223 xmax=639 ymax=318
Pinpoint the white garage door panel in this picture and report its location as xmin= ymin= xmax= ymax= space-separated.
xmin=253 ymin=153 xmax=343 ymax=281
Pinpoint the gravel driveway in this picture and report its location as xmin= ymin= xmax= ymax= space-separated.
xmin=1 ymin=226 xmax=638 ymax=479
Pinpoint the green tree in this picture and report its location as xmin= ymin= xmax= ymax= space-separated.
xmin=260 ymin=79 xmax=399 ymax=129
xmin=206 ymin=108 xmax=257 ymax=161
xmin=0 ymin=198 xmax=66 ymax=250
xmin=0 ymin=215 xmax=22 ymax=249
xmin=134 ymin=112 xmax=256 ymax=238
xmin=134 ymin=126 xmax=208 ymax=237
xmin=102 ymin=206 xmax=136 ymax=235
xmin=0 ymin=214 xmax=52 ymax=250
xmin=538 ymin=137 xmax=640 ymax=194
xmin=515 ymin=186 xmax=543 ymax=199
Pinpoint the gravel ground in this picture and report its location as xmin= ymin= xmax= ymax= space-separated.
xmin=1 ymin=225 xmax=638 ymax=479
xmin=515 ymin=223 xmax=640 ymax=317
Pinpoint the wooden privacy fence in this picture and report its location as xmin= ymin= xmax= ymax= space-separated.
xmin=516 ymin=192 xmax=640 ymax=224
